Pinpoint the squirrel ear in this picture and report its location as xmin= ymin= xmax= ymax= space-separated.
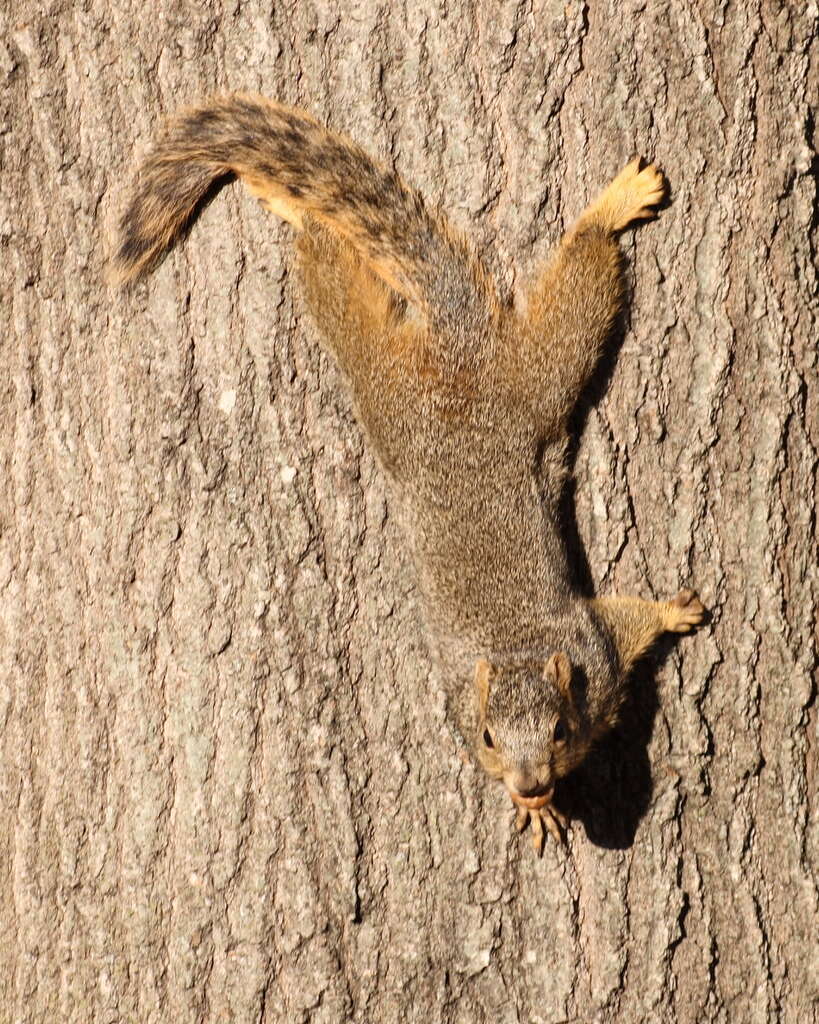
xmin=474 ymin=658 xmax=495 ymax=714
xmin=543 ymin=652 xmax=572 ymax=697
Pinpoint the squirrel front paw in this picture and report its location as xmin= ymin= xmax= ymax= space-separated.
xmin=512 ymin=795 xmax=568 ymax=854
xmin=664 ymin=588 xmax=706 ymax=633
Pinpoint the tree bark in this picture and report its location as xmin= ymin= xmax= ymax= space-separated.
xmin=1 ymin=1 xmax=816 ymax=1022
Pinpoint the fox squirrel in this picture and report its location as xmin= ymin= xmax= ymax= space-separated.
xmin=114 ymin=94 xmax=705 ymax=853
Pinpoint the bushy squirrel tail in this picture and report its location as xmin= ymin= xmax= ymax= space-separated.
xmin=113 ymin=94 xmax=493 ymax=326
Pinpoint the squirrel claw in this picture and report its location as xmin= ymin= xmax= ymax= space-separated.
xmin=531 ymin=810 xmax=545 ymax=852
xmin=532 ymin=805 xmax=566 ymax=852
xmin=511 ymin=796 xmax=568 ymax=853
xmin=541 ymin=805 xmax=567 ymax=847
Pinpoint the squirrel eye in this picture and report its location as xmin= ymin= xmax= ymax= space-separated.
xmin=553 ymin=719 xmax=566 ymax=743
xmin=483 ymin=728 xmax=494 ymax=749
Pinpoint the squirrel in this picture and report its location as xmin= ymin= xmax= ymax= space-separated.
xmin=113 ymin=94 xmax=705 ymax=853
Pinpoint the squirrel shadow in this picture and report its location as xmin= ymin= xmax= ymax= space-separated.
xmin=556 ymin=660 xmax=656 ymax=849
xmin=557 ymin=301 xmax=628 ymax=596
xmin=547 ymin=288 xmax=674 ymax=850
xmin=555 ymin=633 xmax=687 ymax=849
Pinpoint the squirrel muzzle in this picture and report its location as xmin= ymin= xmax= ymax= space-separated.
xmin=504 ymin=768 xmax=554 ymax=808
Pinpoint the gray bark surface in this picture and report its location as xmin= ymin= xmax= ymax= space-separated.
xmin=1 ymin=1 xmax=816 ymax=1022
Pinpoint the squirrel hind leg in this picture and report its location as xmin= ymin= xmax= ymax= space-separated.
xmin=296 ymin=217 xmax=407 ymax=370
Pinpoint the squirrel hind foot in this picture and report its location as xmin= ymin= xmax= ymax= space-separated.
xmin=588 ymin=157 xmax=667 ymax=233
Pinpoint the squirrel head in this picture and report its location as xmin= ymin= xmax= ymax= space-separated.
xmin=473 ymin=653 xmax=586 ymax=802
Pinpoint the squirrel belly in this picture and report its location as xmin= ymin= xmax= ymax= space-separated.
xmin=115 ymin=95 xmax=704 ymax=852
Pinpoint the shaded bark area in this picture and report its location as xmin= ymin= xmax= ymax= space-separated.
xmin=1 ymin=1 xmax=816 ymax=1021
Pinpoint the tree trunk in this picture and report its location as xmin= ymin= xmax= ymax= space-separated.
xmin=1 ymin=1 xmax=816 ymax=1021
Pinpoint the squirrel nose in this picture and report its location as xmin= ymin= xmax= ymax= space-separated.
xmin=507 ymin=769 xmax=546 ymax=798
